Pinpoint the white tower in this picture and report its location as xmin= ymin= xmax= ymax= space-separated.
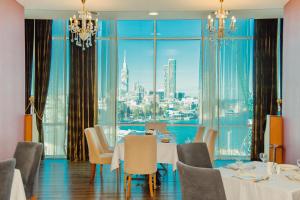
xmin=120 ymin=51 xmax=129 ymax=96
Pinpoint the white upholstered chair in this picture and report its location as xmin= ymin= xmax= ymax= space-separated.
xmin=194 ymin=126 xmax=206 ymax=143
xmin=204 ymin=129 xmax=218 ymax=162
xmin=145 ymin=122 xmax=170 ymax=134
xmin=94 ymin=125 xmax=113 ymax=153
xmin=124 ymin=135 xmax=157 ymax=198
xmin=84 ymin=128 xmax=114 ymax=183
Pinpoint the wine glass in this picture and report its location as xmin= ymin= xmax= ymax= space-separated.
xmin=297 ymin=159 xmax=300 ymax=168
xmin=259 ymin=153 xmax=268 ymax=164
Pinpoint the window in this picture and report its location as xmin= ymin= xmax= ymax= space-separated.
xmin=44 ymin=19 xmax=254 ymax=159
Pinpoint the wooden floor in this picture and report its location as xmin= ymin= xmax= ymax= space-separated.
xmin=37 ymin=159 xmax=233 ymax=200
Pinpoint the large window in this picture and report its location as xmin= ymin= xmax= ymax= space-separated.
xmin=44 ymin=19 xmax=254 ymax=159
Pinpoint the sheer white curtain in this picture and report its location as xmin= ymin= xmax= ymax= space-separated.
xmin=43 ymin=20 xmax=68 ymax=157
xmin=201 ymin=19 xmax=254 ymax=159
xmin=97 ymin=21 xmax=118 ymax=146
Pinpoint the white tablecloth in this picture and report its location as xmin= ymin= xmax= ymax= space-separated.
xmin=220 ymin=162 xmax=300 ymax=200
xmin=111 ymin=142 xmax=178 ymax=171
xmin=10 ymin=169 xmax=26 ymax=200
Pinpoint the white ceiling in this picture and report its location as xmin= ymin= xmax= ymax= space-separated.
xmin=17 ymin=0 xmax=289 ymax=19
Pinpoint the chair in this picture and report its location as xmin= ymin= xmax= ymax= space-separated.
xmin=145 ymin=122 xmax=170 ymax=134
xmin=177 ymin=161 xmax=227 ymax=200
xmin=177 ymin=143 xmax=212 ymax=168
xmin=94 ymin=125 xmax=113 ymax=153
xmin=84 ymin=128 xmax=114 ymax=183
xmin=124 ymin=135 xmax=157 ymax=198
xmin=0 ymin=159 xmax=16 ymax=200
xmin=14 ymin=142 xmax=43 ymax=200
xmin=204 ymin=129 xmax=218 ymax=162
xmin=194 ymin=126 xmax=206 ymax=143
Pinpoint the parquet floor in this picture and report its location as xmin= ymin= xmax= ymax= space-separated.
xmin=37 ymin=159 xmax=233 ymax=200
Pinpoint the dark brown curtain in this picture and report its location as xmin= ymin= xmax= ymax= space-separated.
xmin=251 ymin=19 xmax=279 ymax=160
xmin=67 ymin=41 xmax=96 ymax=161
xmin=25 ymin=19 xmax=34 ymax=114
xmin=34 ymin=20 xmax=53 ymax=150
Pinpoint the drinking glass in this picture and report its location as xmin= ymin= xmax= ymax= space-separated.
xmin=259 ymin=153 xmax=268 ymax=164
xmin=185 ymin=137 xmax=192 ymax=144
xmin=297 ymin=159 xmax=300 ymax=168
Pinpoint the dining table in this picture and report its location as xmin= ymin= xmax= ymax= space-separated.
xmin=10 ymin=169 xmax=26 ymax=200
xmin=220 ymin=161 xmax=300 ymax=200
xmin=110 ymin=131 xmax=179 ymax=171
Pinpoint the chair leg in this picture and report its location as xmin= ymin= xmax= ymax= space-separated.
xmin=90 ymin=164 xmax=96 ymax=183
xmin=126 ymin=175 xmax=132 ymax=198
xmin=153 ymin=173 xmax=157 ymax=190
xmin=100 ymin=164 xmax=103 ymax=175
xmin=124 ymin=173 xmax=127 ymax=191
xmin=148 ymin=174 xmax=154 ymax=197
xmin=31 ymin=196 xmax=37 ymax=200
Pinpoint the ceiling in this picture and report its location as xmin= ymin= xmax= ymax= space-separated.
xmin=17 ymin=0 xmax=289 ymax=19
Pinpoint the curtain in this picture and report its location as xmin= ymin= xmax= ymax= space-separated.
xmin=251 ymin=19 xmax=278 ymax=160
xmin=67 ymin=39 xmax=97 ymax=162
xmin=43 ymin=20 xmax=68 ymax=157
xmin=25 ymin=19 xmax=34 ymax=114
xmin=97 ymin=21 xmax=118 ymax=147
xmin=202 ymin=19 xmax=254 ymax=159
xmin=34 ymin=20 xmax=53 ymax=152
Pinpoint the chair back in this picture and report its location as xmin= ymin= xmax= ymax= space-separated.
xmin=194 ymin=126 xmax=206 ymax=143
xmin=14 ymin=142 xmax=43 ymax=199
xmin=84 ymin=128 xmax=105 ymax=163
xmin=124 ymin=135 xmax=157 ymax=175
xmin=0 ymin=159 xmax=16 ymax=200
xmin=205 ymin=129 xmax=218 ymax=162
xmin=177 ymin=161 xmax=227 ymax=200
xmin=177 ymin=143 xmax=212 ymax=168
xmin=95 ymin=125 xmax=111 ymax=152
xmin=145 ymin=122 xmax=169 ymax=134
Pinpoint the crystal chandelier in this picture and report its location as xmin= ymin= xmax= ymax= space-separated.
xmin=69 ymin=0 xmax=98 ymax=50
xmin=207 ymin=0 xmax=236 ymax=38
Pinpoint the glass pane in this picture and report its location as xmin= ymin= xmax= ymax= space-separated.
xmin=98 ymin=20 xmax=116 ymax=37
xmin=117 ymin=20 xmax=154 ymax=38
xmin=156 ymin=20 xmax=202 ymax=38
xmin=52 ymin=19 xmax=65 ymax=37
xmin=117 ymin=40 xmax=154 ymax=123
xmin=156 ymin=40 xmax=201 ymax=124
xmin=167 ymin=126 xmax=198 ymax=144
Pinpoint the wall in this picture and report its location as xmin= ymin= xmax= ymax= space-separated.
xmin=283 ymin=0 xmax=300 ymax=164
xmin=0 ymin=0 xmax=24 ymax=160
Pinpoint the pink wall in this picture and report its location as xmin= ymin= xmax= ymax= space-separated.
xmin=283 ymin=0 xmax=300 ymax=164
xmin=0 ymin=0 xmax=24 ymax=160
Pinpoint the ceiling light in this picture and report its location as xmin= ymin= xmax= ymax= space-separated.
xmin=207 ymin=0 xmax=236 ymax=39
xmin=149 ymin=12 xmax=159 ymax=16
xmin=69 ymin=0 xmax=98 ymax=50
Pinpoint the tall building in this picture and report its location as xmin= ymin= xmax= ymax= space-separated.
xmin=163 ymin=59 xmax=177 ymax=99
xmin=120 ymin=52 xmax=129 ymax=96
xmin=134 ymin=81 xmax=145 ymax=104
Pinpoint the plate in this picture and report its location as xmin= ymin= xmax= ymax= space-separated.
xmin=278 ymin=164 xmax=299 ymax=171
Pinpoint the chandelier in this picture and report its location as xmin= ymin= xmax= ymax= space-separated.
xmin=69 ymin=0 xmax=98 ymax=50
xmin=207 ymin=0 xmax=236 ymax=38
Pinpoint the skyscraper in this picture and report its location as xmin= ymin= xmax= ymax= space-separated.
xmin=163 ymin=59 xmax=177 ymax=99
xmin=120 ymin=51 xmax=129 ymax=96
xmin=168 ymin=59 xmax=176 ymax=98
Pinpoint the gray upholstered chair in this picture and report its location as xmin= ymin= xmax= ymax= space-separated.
xmin=177 ymin=161 xmax=227 ymax=200
xmin=177 ymin=143 xmax=212 ymax=168
xmin=14 ymin=142 xmax=43 ymax=199
xmin=0 ymin=159 xmax=16 ymax=200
